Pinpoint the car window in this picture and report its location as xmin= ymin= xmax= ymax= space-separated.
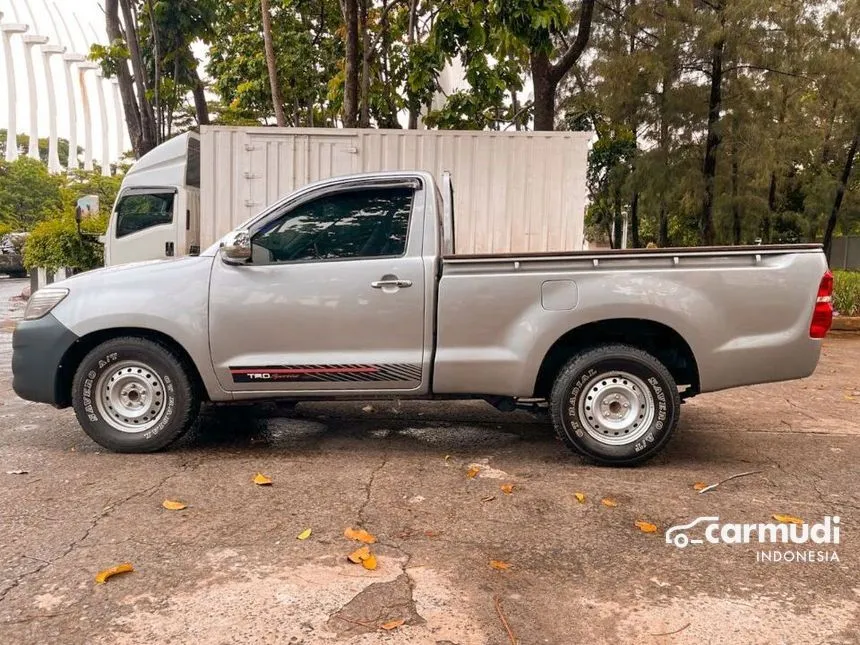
xmin=252 ymin=187 xmax=413 ymax=264
xmin=115 ymin=193 xmax=175 ymax=238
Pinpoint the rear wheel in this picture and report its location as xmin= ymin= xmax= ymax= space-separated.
xmin=550 ymin=344 xmax=680 ymax=466
xmin=71 ymin=337 xmax=199 ymax=452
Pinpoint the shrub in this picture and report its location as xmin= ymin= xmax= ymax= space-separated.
xmin=23 ymin=213 xmax=108 ymax=271
xmin=833 ymin=270 xmax=860 ymax=317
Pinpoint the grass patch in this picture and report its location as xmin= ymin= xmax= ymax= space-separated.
xmin=833 ymin=270 xmax=860 ymax=317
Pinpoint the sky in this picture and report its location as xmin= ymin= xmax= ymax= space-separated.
xmin=0 ymin=0 xmax=129 ymax=167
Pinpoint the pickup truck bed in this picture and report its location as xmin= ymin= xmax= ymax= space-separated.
xmin=11 ymin=171 xmax=832 ymax=465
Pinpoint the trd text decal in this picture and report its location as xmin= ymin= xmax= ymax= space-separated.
xmin=229 ymin=363 xmax=422 ymax=383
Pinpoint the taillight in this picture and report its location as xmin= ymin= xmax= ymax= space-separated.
xmin=809 ymin=271 xmax=833 ymax=339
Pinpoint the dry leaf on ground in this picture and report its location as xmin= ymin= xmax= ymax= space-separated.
xmin=296 ymin=528 xmax=312 ymax=540
xmin=481 ymin=495 xmax=496 ymax=503
xmin=362 ymin=553 xmax=378 ymax=570
xmin=348 ymin=546 xmax=371 ymax=563
xmin=635 ymin=520 xmax=658 ymax=533
xmin=380 ymin=619 xmax=405 ymax=630
xmin=693 ymin=482 xmax=708 ymax=491
xmin=489 ymin=560 xmax=511 ymax=571
xmin=5 ymin=470 xmax=28 ymax=475
xmin=95 ymin=563 xmax=134 ymax=584
xmin=500 ymin=483 xmax=514 ymax=495
xmin=344 ymin=527 xmax=377 ymax=543
xmin=253 ymin=473 xmax=272 ymax=486
xmin=574 ymin=492 xmax=586 ymax=503
xmin=466 ymin=466 xmax=480 ymax=479
xmin=601 ymin=498 xmax=618 ymax=508
xmin=162 ymin=500 xmax=187 ymax=511
xmin=773 ymin=514 xmax=803 ymax=525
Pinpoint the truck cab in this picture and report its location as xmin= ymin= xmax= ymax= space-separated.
xmin=104 ymin=132 xmax=201 ymax=265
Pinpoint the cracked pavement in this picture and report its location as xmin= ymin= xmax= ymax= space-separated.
xmin=0 ymin=278 xmax=859 ymax=644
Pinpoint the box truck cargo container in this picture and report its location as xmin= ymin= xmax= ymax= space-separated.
xmin=103 ymin=127 xmax=591 ymax=266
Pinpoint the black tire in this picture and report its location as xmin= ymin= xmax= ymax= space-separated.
xmin=71 ymin=337 xmax=199 ymax=452
xmin=550 ymin=344 xmax=680 ymax=466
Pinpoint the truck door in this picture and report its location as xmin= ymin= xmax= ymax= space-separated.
xmin=106 ymin=188 xmax=179 ymax=265
xmin=208 ymin=178 xmax=429 ymax=394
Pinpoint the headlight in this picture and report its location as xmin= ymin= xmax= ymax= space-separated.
xmin=24 ymin=288 xmax=69 ymax=320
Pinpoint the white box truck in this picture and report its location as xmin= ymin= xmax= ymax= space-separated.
xmin=103 ymin=126 xmax=591 ymax=266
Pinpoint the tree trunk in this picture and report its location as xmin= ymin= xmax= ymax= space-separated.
xmin=630 ymin=192 xmax=640 ymax=248
xmin=763 ymin=172 xmax=776 ymax=243
xmin=531 ymin=0 xmax=595 ymax=131
xmin=822 ymin=128 xmax=859 ymax=257
xmin=145 ymin=0 xmax=162 ymax=143
xmin=731 ymin=137 xmax=741 ymax=245
xmin=261 ymin=0 xmax=287 ymax=126
xmin=105 ymin=0 xmax=144 ymax=157
xmin=341 ymin=0 xmax=359 ymax=127
xmin=118 ymin=0 xmax=157 ymax=155
xmin=532 ymin=52 xmax=556 ymax=131
xmin=188 ymin=64 xmax=210 ymax=125
xmin=700 ymin=35 xmax=725 ymax=246
xmin=359 ymin=0 xmax=371 ymax=127
xmin=612 ymin=195 xmax=623 ymax=250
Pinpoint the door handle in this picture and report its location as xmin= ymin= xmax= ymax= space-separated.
xmin=371 ymin=279 xmax=412 ymax=289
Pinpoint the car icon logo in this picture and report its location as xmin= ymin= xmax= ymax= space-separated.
xmin=665 ymin=516 xmax=720 ymax=548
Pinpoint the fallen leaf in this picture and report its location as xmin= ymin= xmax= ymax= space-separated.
xmin=424 ymin=530 xmax=439 ymax=538
xmin=253 ymin=473 xmax=272 ymax=486
xmin=693 ymin=482 xmax=708 ymax=491
xmin=161 ymin=500 xmax=187 ymax=511
xmin=348 ymin=546 xmax=371 ymax=563
xmin=444 ymin=455 xmax=451 ymax=461
xmin=466 ymin=466 xmax=480 ymax=479
xmin=601 ymin=498 xmax=618 ymax=508
xmin=500 ymin=483 xmax=514 ymax=495
xmin=844 ymin=394 xmax=855 ymax=401
xmin=344 ymin=527 xmax=377 ymax=544
xmin=5 ymin=470 xmax=28 ymax=475
xmin=362 ymin=405 xmax=375 ymax=412
xmin=773 ymin=514 xmax=803 ymax=525
xmin=95 ymin=563 xmax=134 ymax=584
xmin=296 ymin=528 xmax=312 ymax=540
xmin=481 ymin=495 xmax=496 ymax=503
xmin=574 ymin=492 xmax=586 ymax=503
xmin=489 ymin=559 xmax=511 ymax=571
xmin=380 ymin=618 xmax=405 ymax=631
xmin=362 ymin=553 xmax=378 ymax=570
xmin=635 ymin=520 xmax=658 ymax=534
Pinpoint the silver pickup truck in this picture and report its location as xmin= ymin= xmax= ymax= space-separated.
xmin=12 ymin=171 xmax=833 ymax=465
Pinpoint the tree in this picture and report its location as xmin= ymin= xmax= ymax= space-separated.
xmin=261 ymin=0 xmax=288 ymax=126
xmin=341 ymin=0 xmax=360 ymax=126
xmin=0 ymin=158 xmax=65 ymax=230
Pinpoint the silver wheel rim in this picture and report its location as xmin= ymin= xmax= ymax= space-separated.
xmin=94 ymin=361 xmax=167 ymax=434
xmin=576 ymin=371 xmax=655 ymax=445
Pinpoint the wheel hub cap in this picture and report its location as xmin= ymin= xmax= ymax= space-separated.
xmin=95 ymin=361 xmax=167 ymax=434
xmin=577 ymin=371 xmax=655 ymax=445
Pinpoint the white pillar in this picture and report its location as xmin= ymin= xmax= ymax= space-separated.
xmin=62 ymin=52 xmax=84 ymax=169
xmin=22 ymin=35 xmax=48 ymax=160
xmin=94 ymin=73 xmax=111 ymax=175
xmin=1 ymin=21 xmax=29 ymax=162
xmin=77 ymin=61 xmax=100 ymax=172
xmin=111 ymin=79 xmax=125 ymax=161
xmin=40 ymin=44 xmax=64 ymax=172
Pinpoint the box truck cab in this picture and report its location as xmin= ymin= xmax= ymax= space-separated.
xmin=104 ymin=132 xmax=201 ymax=266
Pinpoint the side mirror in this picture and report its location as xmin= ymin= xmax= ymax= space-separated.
xmin=220 ymin=231 xmax=252 ymax=264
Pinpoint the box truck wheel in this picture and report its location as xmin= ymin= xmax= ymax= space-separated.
xmin=550 ymin=344 xmax=680 ymax=466
xmin=71 ymin=337 xmax=199 ymax=452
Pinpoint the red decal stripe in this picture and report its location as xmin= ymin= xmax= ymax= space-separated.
xmin=230 ymin=366 xmax=380 ymax=375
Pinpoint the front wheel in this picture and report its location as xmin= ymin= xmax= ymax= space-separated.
xmin=550 ymin=344 xmax=680 ymax=466
xmin=71 ymin=337 xmax=199 ymax=452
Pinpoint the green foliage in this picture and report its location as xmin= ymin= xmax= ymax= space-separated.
xmin=0 ymin=158 xmax=65 ymax=230
xmin=23 ymin=213 xmax=108 ymax=271
xmin=833 ymin=270 xmax=860 ymax=317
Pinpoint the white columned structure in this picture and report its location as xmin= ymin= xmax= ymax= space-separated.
xmin=19 ymin=0 xmax=49 ymax=160
xmin=76 ymin=16 xmax=110 ymax=175
xmin=40 ymin=43 xmax=64 ymax=171
xmin=78 ymin=61 xmax=101 ymax=171
xmin=1 ymin=9 xmax=29 ymax=162
xmin=36 ymin=0 xmax=66 ymax=172
xmin=111 ymin=80 xmax=124 ymax=161
xmin=22 ymin=33 xmax=50 ymax=159
xmin=86 ymin=22 xmax=115 ymax=175
xmin=61 ymin=50 xmax=84 ymax=169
